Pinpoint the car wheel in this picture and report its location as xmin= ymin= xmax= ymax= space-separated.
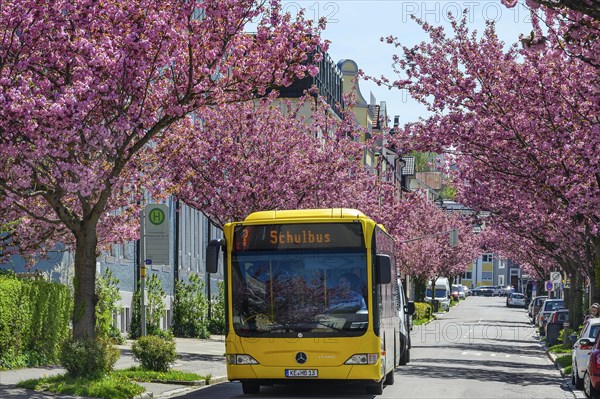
xmin=574 ymin=363 xmax=584 ymax=389
xmin=585 ymin=371 xmax=600 ymax=399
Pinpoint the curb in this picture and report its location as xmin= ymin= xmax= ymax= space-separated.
xmin=134 ymin=392 xmax=153 ymax=399
xmin=147 ymin=376 xmax=229 ymax=399
xmin=547 ymin=351 xmax=568 ymax=378
xmin=150 ymin=380 xmax=206 ymax=386
xmin=207 ymin=376 xmax=228 ymax=385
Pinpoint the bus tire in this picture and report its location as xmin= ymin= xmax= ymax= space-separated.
xmin=384 ymin=369 xmax=395 ymax=385
xmin=399 ymin=346 xmax=410 ymax=365
xmin=241 ymin=382 xmax=260 ymax=394
xmin=366 ymin=379 xmax=384 ymax=395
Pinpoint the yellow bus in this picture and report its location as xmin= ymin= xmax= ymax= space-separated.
xmin=206 ymin=208 xmax=414 ymax=395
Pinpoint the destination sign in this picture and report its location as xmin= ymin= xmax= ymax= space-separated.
xmin=233 ymin=223 xmax=364 ymax=251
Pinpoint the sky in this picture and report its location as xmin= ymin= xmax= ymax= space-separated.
xmin=280 ymin=0 xmax=534 ymax=126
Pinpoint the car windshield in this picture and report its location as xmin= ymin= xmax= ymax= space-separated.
xmin=535 ymin=297 xmax=547 ymax=306
xmin=231 ymin=248 xmax=369 ymax=338
xmin=512 ymin=294 xmax=524 ymax=299
xmin=556 ymin=312 xmax=568 ymax=322
xmin=544 ymin=301 xmax=564 ymax=311
xmin=589 ymin=324 xmax=600 ymax=340
xmin=426 ymin=288 xmax=448 ymax=298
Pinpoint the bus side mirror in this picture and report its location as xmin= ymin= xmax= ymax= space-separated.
xmin=407 ymin=301 xmax=415 ymax=315
xmin=375 ymin=254 xmax=391 ymax=284
xmin=206 ymin=239 xmax=225 ymax=274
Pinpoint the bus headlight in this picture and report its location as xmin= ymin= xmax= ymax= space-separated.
xmin=227 ymin=354 xmax=259 ymax=365
xmin=344 ymin=353 xmax=379 ymax=365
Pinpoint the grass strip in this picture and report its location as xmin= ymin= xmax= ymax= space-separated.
xmin=115 ymin=367 xmax=207 ymax=383
xmin=17 ymin=373 xmax=145 ymax=399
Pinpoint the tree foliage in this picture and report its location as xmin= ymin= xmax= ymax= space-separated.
xmin=172 ymin=274 xmax=210 ymax=338
xmin=379 ymin=12 xmax=599 ymax=303
xmin=0 ymin=0 xmax=324 ymax=340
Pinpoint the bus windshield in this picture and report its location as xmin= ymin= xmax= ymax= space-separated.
xmin=231 ymin=248 xmax=369 ymax=338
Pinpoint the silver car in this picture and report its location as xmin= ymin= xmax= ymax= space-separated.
xmin=506 ymin=292 xmax=526 ymax=307
xmin=572 ymin=318 xmax=600 ymax=389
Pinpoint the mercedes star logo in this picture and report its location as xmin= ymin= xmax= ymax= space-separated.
xmin=295 ymin=352 xmax=307 ymax=364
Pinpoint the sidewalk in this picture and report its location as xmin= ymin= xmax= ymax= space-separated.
xmin=0 ymin=336 xmax=228 ymax=399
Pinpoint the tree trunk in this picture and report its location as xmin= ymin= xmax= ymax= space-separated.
xmin=570 ymin=273 xmax=584 ymax=330
xmin=72 ymin=224 xmax=99 ymax=339
xmin=414 ymin=277 xmax=426 ymax=302
xmin=590 ymin=263 xmax=600 ymax=306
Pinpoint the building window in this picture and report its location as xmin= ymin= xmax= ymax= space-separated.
xmin=482 ymin=272 xmax=493 ymax=280
xmin=122 ymin=243 xmax=133 ymax=260
xmin=125 ymin=307 xmax=130 ymax=332
xmin=482 ymin=254 xmax=493 ymax=262
xmin=463 ymin=272 xmax=472 ymax=279
xmin=120 ymin=310 xmax=126 ymax=333
xmin=109 ymin=244 xmax=118 ymax=258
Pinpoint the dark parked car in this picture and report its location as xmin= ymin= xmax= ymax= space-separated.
xmin=471 ymin=286 xmax=494 ymax=296
xmin=585 ymin=330 xmax=600 ymax=399
xmin=544 ymin=309 xmax=569 ymax=345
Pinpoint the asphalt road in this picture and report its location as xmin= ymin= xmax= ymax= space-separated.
xmin=173 ymin=296 xmax=574 ymax=399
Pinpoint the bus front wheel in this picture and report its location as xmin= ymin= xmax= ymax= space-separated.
xmin=366 ymin=379 xmax=384 ymax=395
xmin=241 ymin=381 xmax=260 ymax=394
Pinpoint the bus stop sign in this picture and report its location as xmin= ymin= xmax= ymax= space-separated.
xmin=142 ymin=204 xmax=170 ymax=265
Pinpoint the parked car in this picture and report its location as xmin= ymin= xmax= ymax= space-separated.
xmin=528 ymin=295 xmax=548 ymax=322
xmin=537 ymin=299 xmax=565 ymax=335
xmin=506 ymin=292 xmax=526 ymax=308
xmin=492 ymin=285 xmax=503 ymax=296
xmin=471 ymin=286 xmax=494 ymax=296
xmin=457 ymin=285 xmax=467 ymax=299
xmin=501 ymin=286 xmax=515 ymax=297
xmin=460 ymin=285 xmax=471 ymax=297
xmin=585 ymin=331 xmax=600 ymax=399
xmin=544 ymin=309 xmax=569 ymax=345
xmin=424 ymin=277 xmax=451 ymax=311
xmin=572 ymin=318 xmax=600 ymax=389
xmin=451 ymin=285 xmax=461 ymax=301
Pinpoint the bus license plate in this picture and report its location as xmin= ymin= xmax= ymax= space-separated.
xmin=285 ymin=369 xmax=318 ymax=378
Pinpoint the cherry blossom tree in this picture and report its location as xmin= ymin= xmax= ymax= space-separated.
xmin=377 ymin=14 xmax=599 ymax=309
xmin=0 ymin=0 xmax=324 ymax=340
xmin=501 ymin=0 xmax=600 ymax=68
xmin=394 ymin=191 xmax=481 ymax=299
xmin=156 ymin=91 xmax=373 ymax=227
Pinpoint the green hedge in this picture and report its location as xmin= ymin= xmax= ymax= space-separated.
xmin=414 ymin=302 xmax=433 ymax=321
xmin=0 ymin=274 xmax=72 ymax=369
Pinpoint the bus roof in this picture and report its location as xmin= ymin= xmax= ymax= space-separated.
xmin=243 ymin=208 xmax=368 ymax=222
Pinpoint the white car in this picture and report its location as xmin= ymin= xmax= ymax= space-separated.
xmin=506 ymin=292 xmax=526 ymax=307
xmin=460 ymin=285 xmax=471 ymax=297
xmin=572 ymin=318 xmax=600 ymax=389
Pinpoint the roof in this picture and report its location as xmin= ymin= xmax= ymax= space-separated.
xmin=243 ymin=208 xmax=367 ymax=222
